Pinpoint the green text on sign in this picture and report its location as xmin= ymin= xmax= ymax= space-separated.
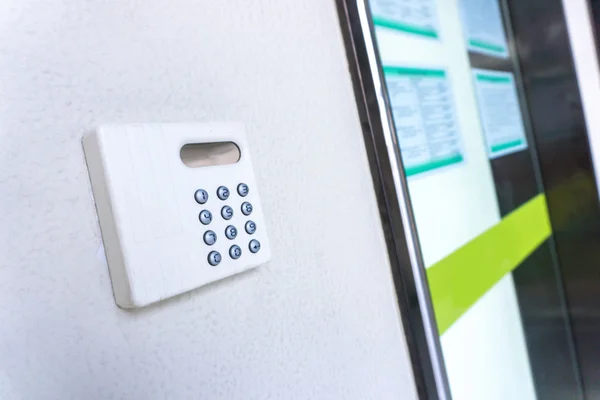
xmin=404 ymin=155 xmax=464 ymax=177
xmin=373 ymin=17 xmax=438 ymax=39
xmin=469 ymin=39 xmax=506 ymax=55
xmin=491 ymin=139 xmax=525 ymax=153
xmin=383 ymin=66 xmax=445 ymax=78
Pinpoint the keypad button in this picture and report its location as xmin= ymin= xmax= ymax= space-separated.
xmin=241 ymin=202 xmax=253 ymax=216
xmin=194 ymin=189 xmax=209 ymax=204
xmin=245 ymin=221 xmax=257 ymax=235
xmin=203 ymin=230 xmax=217 ymax=246
xmin=199 ymin=210 xmax=213 ymax=225
xmin=221 ymin=205 xmax=234 ymax=220
xmin=225 ymin=225 xmax=238 ymax=240
xmin=249 ymin=239 xmax=261 ymax=254
xmin=237 ymin=183 xmax=249 ymax=197
xmin=217 ymin=186 xmax=230 ymax=200
xmin=207 ymin=251 xmax=222 ymax=266
xmin=229 ymin=245 xmax=242 ymax=260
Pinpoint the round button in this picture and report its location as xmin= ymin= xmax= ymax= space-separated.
xmin=199 ymin=210 xmax=213 ymax=225
xmin=237 ymin=183 xmax=249 ymax=197
xmin=221 ymin=205 xmax=234 ymax=220
xmin=203 ymin=230 xmax=217 ymax=246
xmin=229 ymin=245 xmax=242 ymax=260
xmin=217 ymin=186 xmax=230 ymax=200
xmin=207 ymin=251 xmax=222 ymax=266
xmin=245 ymin=221 xmax=257 ymax=235
xmin=225 ymin=225 xmax=238 ymax=240
xmin=241 ymin=202 xmax=253 ymax=216
xmin=194 ymin=189 xmax=209 ymax=204
xmin=249 ymin=239 xmax=261 ymax=254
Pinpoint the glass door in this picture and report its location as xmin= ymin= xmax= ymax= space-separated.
xmin=336 ymin=0 xmax=599 ymax=398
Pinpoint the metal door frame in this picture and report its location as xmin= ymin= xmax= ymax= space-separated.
xmin=335 ymin=1 xmax=451 ymax=399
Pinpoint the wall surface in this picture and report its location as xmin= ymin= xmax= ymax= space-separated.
xmin=0 ymin=1 xmax=417 ymax=399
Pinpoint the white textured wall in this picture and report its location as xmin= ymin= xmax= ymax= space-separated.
xmin=0 ymin=0 xmax=417 ymax=399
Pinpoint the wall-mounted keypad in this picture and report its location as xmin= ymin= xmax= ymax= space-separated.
xmin=84 ymin=122 xmax=271 ymax=308
xmin=194 ymin=183 xmax=261 ymax=265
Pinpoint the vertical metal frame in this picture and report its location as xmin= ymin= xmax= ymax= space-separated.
xmin=335 ymin=1 xmax=451 ymax=399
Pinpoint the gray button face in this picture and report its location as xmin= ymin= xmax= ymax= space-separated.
xmin=194 ymin=189 xmax=209 ymax=204
xmin=229 ymin=245 xmax=242 ymax=260
xmin=225 ymin=225 xmax=238 ymax=240
xmin=203 ymin=230 xmax=217 ymax=246
xmin=241 ymin=202 xmax=253 ymax=216
xmin=249 ymin=239 xmax=261 ymax=254
xmin=207 ymin=251 xmax=222 ymax=266
xmin=221 ymin=205 xmax=234 ymax=220
xmin=245 ymin=221 xmax=257 ymax=235
xmin=217 ymin=186 xmax=230 ymax=200
xmin=199 ymin=210 xmax=213 ymax=225
xmin=237 ymin=183 xmax=249 ymax=197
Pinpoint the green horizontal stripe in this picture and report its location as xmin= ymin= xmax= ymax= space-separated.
xmin=384 ymin=66 xmax=446 ymax=78
xmin=373 ymin=16 xmax=438 ymax=38
xmin=469 ymin=39 xmax=506 ymax=54
xmin=476 ymin=74 xmax=511 ymax=83
xmin=405 ymin=154 xmax=463 ymax=176
xmin=491 ymin=139 xmax=525 ymax=153
xmin=427 ymin=194 xmax=552 ymax=335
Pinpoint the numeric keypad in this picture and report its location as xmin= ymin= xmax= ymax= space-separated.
xmin=194 ymin=183 xmax=261 ymax=266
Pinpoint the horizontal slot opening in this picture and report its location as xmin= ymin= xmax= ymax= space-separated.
xmin=180 ymin=142 xmax=240 ymax=168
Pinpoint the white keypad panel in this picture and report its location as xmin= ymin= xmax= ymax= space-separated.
xmin=83 ymin=123 xmax=271 ymax=308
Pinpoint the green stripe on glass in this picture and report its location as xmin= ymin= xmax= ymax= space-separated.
xmin=468 ymin=39 xmax=506 ymax=54
xmin=404 ymin=155 xmax=463 ymax=176
xmin=373 ymin=17 xmax=438 ymax=38
xmin=491 ymin=139 xmax=525 ymax=153
xmin=384 ymin=66 xmax=446 ymax=78
xmin=427 ymin=194 xmax=552 ymax=335
xmin=476 ymin=74 xmax=511 ymax=83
